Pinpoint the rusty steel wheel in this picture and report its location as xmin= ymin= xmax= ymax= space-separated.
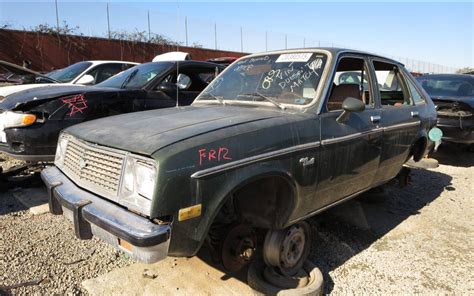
xmin=263 ymin=221 xmax=311 ymax=276
xmin=220 ymin=224 xmax=257 ymax=272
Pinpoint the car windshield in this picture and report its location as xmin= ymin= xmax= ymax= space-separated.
xmin=196 ymin=52 xmax=328 ymax=107
xmin=417 ymin=76 xmax=474 ymax=97
xmin=96 ymin=62 xmax=172 ymax=89
xmin=46 ymin=61 xmax=93 ymax=82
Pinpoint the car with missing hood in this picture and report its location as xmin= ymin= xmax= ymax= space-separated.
xmin=0 ymin=60 xmax=138 ymax=98
xmin=416 ymin=74 xmax=474 ymax=147
xmin=42 ymin=48 xmax=437 ymax=277
xmin=0 ymin=61 xmax=223 ymax=161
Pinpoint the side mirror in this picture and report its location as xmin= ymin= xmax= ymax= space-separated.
xmin=76 ymin=74 xmax=95 ymax=85
xmin=157 ymin=81 xmax=177 ymax=92
xmin=176 ymin=73 xmax=191 ymax=90
xmin=336 ymin=97 xmax=365 ymax=123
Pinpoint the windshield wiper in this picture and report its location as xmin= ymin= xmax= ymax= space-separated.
xmin=239 ymin=92 xmax=286 ymax=110
xmin=120 ymin=69 xmax=138 ymax=89
xmin=200 ymin=93 xmax=226 ymax=105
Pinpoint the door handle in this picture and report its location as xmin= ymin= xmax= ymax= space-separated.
xmin=411 ymin=111 xmax=419 ymax=118
xmin=370 ymin=115 xmax=381 ymax=123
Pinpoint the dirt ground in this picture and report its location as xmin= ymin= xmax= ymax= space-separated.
xmin=0 ymin=143 xmax=473 ymax=295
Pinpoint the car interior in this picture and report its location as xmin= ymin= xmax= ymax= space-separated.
xmin=326 ymin=57 xmax=371 ymax=111
xmin=372 ymin=61 xmax=412 ymax=107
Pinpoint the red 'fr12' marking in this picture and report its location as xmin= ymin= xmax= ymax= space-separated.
xmin=198 ymin=147 xmax=232 ymax=166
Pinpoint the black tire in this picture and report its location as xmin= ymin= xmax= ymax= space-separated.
xmin=248 ymin=259 xmax=323 ymax=296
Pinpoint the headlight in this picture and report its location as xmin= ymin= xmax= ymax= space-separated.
xmin=119 ymin=154 xmax=157 ymax=214
xmin=3 ymin=111 xmax=37 ymax=128
xmin=54 ymin=134 xmax=69 ymax=167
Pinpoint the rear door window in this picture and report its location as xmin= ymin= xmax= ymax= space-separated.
xmin=372 ymin=61 xmax=413 ymax=107
xmin=405 ymin=78 xmax=425 ymax=105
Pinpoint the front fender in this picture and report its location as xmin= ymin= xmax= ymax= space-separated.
xmin=169 ymin=159 xmax=297 ymax=257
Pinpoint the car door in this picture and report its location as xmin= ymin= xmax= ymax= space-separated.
xmin=314 ymin=55 xmax=383 ymax=210
xmin=370 ymin=59 xmax=421 ymax=184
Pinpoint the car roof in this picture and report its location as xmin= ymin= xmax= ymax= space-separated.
xmin=418 ymin=73 xmax=474 ymax=79
xmin=86 ymin=60 xmax=139 ymax=66
xmin=242 ymin=47 xmax=404 ymax=66
xmin=142 ymin=60 xmax=225 ymax=68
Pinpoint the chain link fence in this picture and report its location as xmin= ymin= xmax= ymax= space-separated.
xmin=0 ymin=1 xmax=460 ymax=73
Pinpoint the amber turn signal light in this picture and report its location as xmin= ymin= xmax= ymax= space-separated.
xmin=21 ymin=114 xmax=37 ymax=126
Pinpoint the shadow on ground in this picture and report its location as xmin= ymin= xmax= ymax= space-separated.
xmin=431 ymin=142 xmax=474 ymax=167
xmin=194 ymin=167 xmax=451 ymax=294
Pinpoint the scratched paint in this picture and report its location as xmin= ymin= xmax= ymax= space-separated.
xmin=198 ymin=147 xmax=232 ymax=166
xmin=62 ymin=94 xmax=88 ymax=117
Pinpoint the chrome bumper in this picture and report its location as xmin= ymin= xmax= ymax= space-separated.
xmin=41 ymin=166 xmax=171 ymax=263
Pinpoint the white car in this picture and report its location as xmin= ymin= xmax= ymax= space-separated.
xmin=0 ymin=60 xmax=138 ymax=97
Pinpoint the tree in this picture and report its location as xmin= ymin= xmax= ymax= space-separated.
xmin=456 ymin=67 xmax=474 ymax=74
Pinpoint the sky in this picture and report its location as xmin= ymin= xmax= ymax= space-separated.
xmin=1 ymin=1 xmax=473 ymax=69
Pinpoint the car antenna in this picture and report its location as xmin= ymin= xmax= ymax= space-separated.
xmin=175 ymin=0 xmax=180 ymax=108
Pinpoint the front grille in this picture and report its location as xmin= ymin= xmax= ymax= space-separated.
xmin=61 ymin=136 xmax=126 ymax=201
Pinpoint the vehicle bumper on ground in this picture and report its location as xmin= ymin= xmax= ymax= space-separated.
xmin=41 ymin=166 xmax=171 ymax=264
xmin=437 ymin=117 xmax=474 ymax=144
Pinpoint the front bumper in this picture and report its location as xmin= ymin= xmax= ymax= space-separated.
xmin=437 ymin=117 xmax=474 ymax=144
xmin=41 ymin=166 xmax=171 ymax=263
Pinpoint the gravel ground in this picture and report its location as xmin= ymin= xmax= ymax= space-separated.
xmin=0 ymin=154 xmax=131 ymax=295
xmin=309 ymin=143 xmax=473 ymax=294
xmin=0 ymin=144 xmax=473 ymax=295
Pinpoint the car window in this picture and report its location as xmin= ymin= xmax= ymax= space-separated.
xmin=373 ymin=61 xmax=412 ymax=107
xmin=416 ymin=76 xmax=474 ymax=97
xmin=156 ymin=67 xmax=220 ymax=92
xmin=85 ymin=64 xmax=129 ymax=84
xmin=46 ymin=61 xmax=93 ymax=83
xmin=406 ymin=78 xmax=425 ymax=105
xmin=197 ymin=53 xmax=328 ymax=106
xmin=97 ymin=62 xmax=171 ymax=89
xmin=199 ymin=72 xmax=217 ymax=84
xmin=326 ymin=57 xmax=372 ymax=111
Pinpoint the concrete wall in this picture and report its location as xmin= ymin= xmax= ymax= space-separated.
xmin=0 ymin=29 xmax=247 ymax=72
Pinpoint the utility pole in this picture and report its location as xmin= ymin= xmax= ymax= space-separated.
xmin=214 ymin=22 xmax=217 ymax=50
xmin=303 ymin=38 xmax=305 ymax=48
xmin=147 ymin=10 xmax=151 ymax=41
xmin=185 ymin=17 xmax=188 ymax=46
xmin=240 ymin=26 xmax=243 ymax=52
xmin=285 ymin=34 xmax=287 ymax=49
xmin=265 ymin=31 xmax=268 ymax=51
xmin=55 ymin=0 xmax=60 ymax=32
xmin=107 ymin=3 xmax=111 ymax=39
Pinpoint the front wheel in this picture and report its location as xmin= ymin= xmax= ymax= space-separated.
xmin=263 ymin=221 xmax=312 ymax=276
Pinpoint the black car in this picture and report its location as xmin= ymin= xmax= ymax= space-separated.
xmin=0 ymin=61 xmax=223 ymax=161
xmin=417 ymin=74 xmax=474 ymax=146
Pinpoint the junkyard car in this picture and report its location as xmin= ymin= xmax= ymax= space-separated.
xmin=42 ymin=49 xmax=437 ymax=275
xmin=417 ymin=74 xmax=474 ymax=146
xmin=0 ymin=60 xmax=138 ymax=98
xmin=0 ymin=60 xmax=59 ymax=87
xmin=0 ymin=61 xmax=223 ymax=161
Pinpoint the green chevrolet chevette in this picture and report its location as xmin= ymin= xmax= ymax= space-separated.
xmin=42 ymin=48 xmax=437 ymax=276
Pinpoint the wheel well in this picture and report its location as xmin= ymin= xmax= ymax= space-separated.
xmin=229 ymin=175 xmax=295 ymax=229
xmin=411 ymin=137 xmax=427 ymax=162
xmin=209 ymin=175 xmax=295 ymax=233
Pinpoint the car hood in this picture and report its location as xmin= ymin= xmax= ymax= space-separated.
xmin=431 ymin=95 xmax=474 ymax=108
xmin=66 ymin=105 xmax=285 ymax=156
xmin=0 ymin=83 xmax=60 ymax=98
xmin=0 ymin=84 xmax=117 ymax=110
